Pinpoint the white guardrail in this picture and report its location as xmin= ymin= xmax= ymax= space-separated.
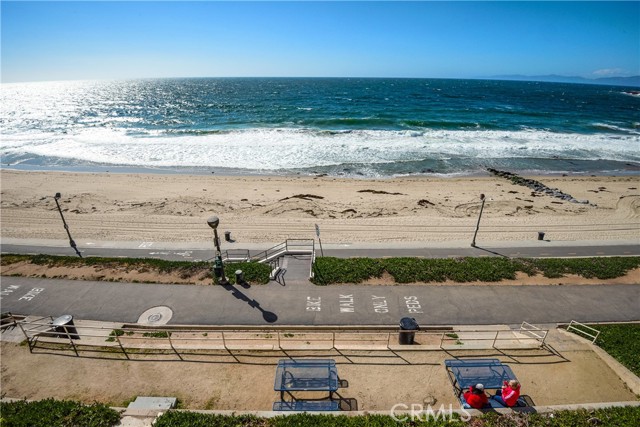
xmin=566 ymin=320 xmax=601 ymax=343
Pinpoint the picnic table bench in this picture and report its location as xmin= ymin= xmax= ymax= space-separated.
xmin=272 ymin=400 xmax=340 ymax=411
xmin=445 ymin=358 xmax=514 ymax=395
xmin=445 ymin=358 xmax=527 ymax=408
xmin=273 ymin=359 xmax=340 ymax=412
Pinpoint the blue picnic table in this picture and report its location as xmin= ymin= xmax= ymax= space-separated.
xmin=445 ymin=359 xmax=520 ymax=408
xmin=273 ymin=359 xmax=340 ymax=411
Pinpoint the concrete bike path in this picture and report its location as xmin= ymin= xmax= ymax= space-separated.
xmin=1 ymin=275 xmax=638 ymax=326
xmin=2 ymin=238 xmax=639 ymax=262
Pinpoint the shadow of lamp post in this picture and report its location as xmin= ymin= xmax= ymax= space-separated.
xmin=53 ymin=192 xmax=82 ymax=258
xmin=207 ymin=215 xmax=228 ymax=285
xmin=471 ymin=193 xmax=486 ymax=248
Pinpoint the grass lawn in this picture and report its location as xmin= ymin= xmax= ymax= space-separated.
xmin=588 ymin=323 xmax=640 ymax=377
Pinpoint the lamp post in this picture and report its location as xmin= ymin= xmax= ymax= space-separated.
xmin=471 ymin=194 xmax=486 ymax=248
xmin=207 ymin=215 xmax=228 ymax=285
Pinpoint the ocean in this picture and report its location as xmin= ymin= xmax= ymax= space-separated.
xmin=1 ymin=78 xmax=639 ymax=177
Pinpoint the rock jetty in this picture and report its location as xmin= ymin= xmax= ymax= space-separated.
xmin=487 ymin=168 xmax=594 ymax=206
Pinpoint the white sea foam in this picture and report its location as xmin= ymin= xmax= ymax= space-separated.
xmin=2 ymin=127 xmax=639 ymax=170
xmin=591 ymin=122 xmax=640 ymax=135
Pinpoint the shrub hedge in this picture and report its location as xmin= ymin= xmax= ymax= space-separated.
xmin=533 ymin=257 xmax=640 ymax=279
xmin=229 ymin=261 xmax=271 ymax=285
xmin=312 ymin=256 xmax=640 ymax=285
xmin=312 ymin=257 xmax=384 ymax=285
xmin=0 ymin=398 xmax=121 ymax=427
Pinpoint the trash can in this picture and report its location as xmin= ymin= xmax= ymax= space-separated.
xmin=224 ymin=231 xmax=232 ymax=242
xmin=399 ymin=317 xmax=419 ymax=345
xmin=538 ymin=231 xmax=545 ymax=241
xmin=235 ymin=269 xmax=244 ymax=285
xmin=52 ymin=314 xmax=79 ymax=340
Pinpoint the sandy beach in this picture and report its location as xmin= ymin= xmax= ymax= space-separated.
xmin=1 ymin=170 xmax=638 ymax=244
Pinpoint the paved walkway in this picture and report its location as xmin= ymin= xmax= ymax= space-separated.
xmin=1 ymin=238 xmax=638 ymax=326
xmin=1 ymin=254 xmax=638 ymax=326
xmin=2 ymin=237 xmax=639 ymax=262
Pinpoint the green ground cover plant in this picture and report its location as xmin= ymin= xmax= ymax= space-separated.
xmin=230 ymin=261 xmax=272 ymax=285
xmin=312 ymin=256 xmax=639 ymax=285
xmin=569 ymin=323 xmax=640 ymax=377
xmin=2 ymin=399 xmax=637 ymax=426
xmin=3 ymin=254 xmax=637 ymax=286
xmin=533 ymin=257 xmax=640 ymax=279
xmin=142 ymin=331 xmax=171 ymax=338
xmin=105 ymin=329 xmax=125 ymax=342
xmin=311 ymin=257 xmax=384 ymax=285
xmin=152 ymin=406 xmax=640 ymax=427
xmin=0 ymin=398 xmax=120 ymax=427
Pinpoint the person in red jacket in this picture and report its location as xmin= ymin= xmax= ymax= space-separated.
xmin=463 ymin=383 xmax=489 ymax=409
xmin=492 ymin=380 xmax=521 ymax=407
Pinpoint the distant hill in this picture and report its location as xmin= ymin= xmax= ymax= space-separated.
xmin=486 ymin=74 xmax=640 ymax=87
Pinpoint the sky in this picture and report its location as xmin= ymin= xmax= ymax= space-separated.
xmin=1 ymin=1 xmax=639 ymax=83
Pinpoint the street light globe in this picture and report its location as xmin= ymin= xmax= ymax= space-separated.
xmin=207 ymin=216 xmax=220 ymax=229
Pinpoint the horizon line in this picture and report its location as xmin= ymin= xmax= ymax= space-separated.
xmin=3 ymin=74 xmax=639 ymax=85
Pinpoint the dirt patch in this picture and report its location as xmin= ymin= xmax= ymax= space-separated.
xmin=0 ymin=261 xmax=212 ymax=285
xmin=361 ymin=271 xmax=397 ymax=285
xmin=1 ymin=331 xmax=636 ymax=410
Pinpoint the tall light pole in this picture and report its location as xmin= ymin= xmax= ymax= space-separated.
xmin=471 ymin=193 xmax=486 ymax=248
xmin=207 ymin=216 xmax=228 ymax=285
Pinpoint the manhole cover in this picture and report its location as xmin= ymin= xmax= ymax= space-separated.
xmin=137 ymin=306 xmax=173 ymax=325
xmin=147 ymin=313 xmax=162 ymax=322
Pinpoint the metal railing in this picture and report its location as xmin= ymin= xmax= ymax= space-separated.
xmin=567 ymin=320 xmax=600 ymax=343
xmin=16 ymin=315 xmax=82 ymax=355
xmin=218 ymin=239 xmax=317 ymax=279
xmin=309 ymin=242 xmax=316 ymax=279
xmin=220 ymin=249 xmax=251 ymax=262
xmin=250 ymin=242 xmax=287 ymax=263
xmin=17 ymin=318 xmax=549 ymax=358
xmin=1 ymin=312 xmax=23 ymax=331
xmin=250 ymin=239 xmax=315 ymax=264
xmin=519 ymin=321 xmax=549 ymax=345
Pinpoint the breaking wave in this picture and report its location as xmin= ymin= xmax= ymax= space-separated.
xmin=2 ymin=127 xmax=639 ymax=174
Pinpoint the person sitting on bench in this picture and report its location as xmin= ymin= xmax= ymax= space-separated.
xmin=492 ymin=380 xmax=521 ymax=407
xmin=463 ymin=383 xmax=488 ymax=409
